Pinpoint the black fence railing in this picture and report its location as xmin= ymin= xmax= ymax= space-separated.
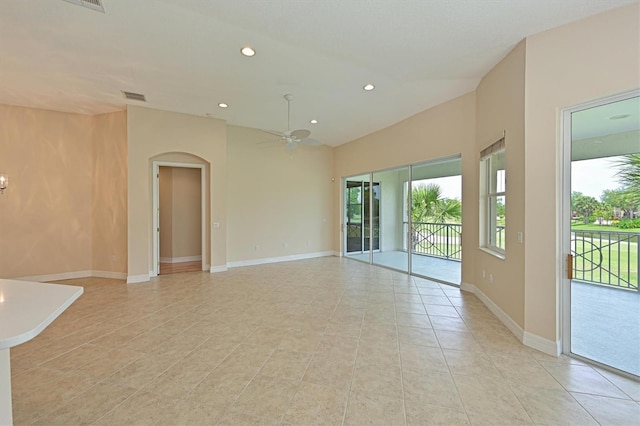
xmin=572 ymin=229 xmax=639 ymax=291
xmin=406 ymin=222 xmax=462 ymax=261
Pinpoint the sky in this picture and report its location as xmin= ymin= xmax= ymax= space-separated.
xmin=413 ymin=176 xmax=462 ymax=200
xmin=571 ymin=157 xmax=623 ymax=200
xmin=410 ymin=157 xmax=623 ymax=202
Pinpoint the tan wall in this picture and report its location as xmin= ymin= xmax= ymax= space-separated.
xmin=127 ymin=106 xmax=226 ymax=279
xmin=159 ymin=166 xmax=201 ymax=260
xmin=159 ymin=167 xmax=173 ymax=259
xmin=475 ymin=40 xmax=526 ymax=327
xmin=171 ymin=167 xmax=201 ymax=258
xmin=227 ymin=125 xmax=334 ymax=262
xmin=92 ymin=110 xmax=127 ymax=274
xmin=524 ymin=4 xmax=640 ymax=342
xmin=0 ymin=105 xmax=93 ymax=278
xmin=334 ymin=92 xmax=477 ymax=283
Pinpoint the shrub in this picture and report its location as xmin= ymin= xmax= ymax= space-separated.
xmin=616 ymin=218 xmax=640 ymax=229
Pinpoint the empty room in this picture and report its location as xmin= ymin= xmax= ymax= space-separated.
xmin=0 ymin=1 xmax=639 ymax=425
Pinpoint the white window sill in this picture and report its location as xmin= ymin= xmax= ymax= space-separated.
xmin=479 ymin=246 xmax=505 ymax=260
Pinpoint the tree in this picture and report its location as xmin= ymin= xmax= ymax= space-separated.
xmin=594 ymin=202 xmax=613 ymax=225
xmin=615 ymin=154 xmax=640 ymax=213
xmin=572 ymin=192 xmax=599 ymax=224
xmin=411 ymin=183 xmax=461 ymax=223
xmin=601 ymin=188 xmax=638 ymax=219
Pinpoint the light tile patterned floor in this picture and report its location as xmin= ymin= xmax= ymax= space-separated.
xmin=10 ymin=257 xmax=640 ymax=425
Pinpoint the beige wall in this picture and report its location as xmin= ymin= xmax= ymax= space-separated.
xmin=226 ymin=125 xmax=334 ymax=262
xmin=171 ymin=167 xmax=202 ymax=258
xmin=334 ymin=92 xmax=477 ymax=283
xmin=475 ymin=40 xmax=526 ymax=328
xmin=127 ymin=106 xmax=226 ymax=279
xmin=0 ymin=105 xmax=126 ymax=279
xmin=92 ymin=110 xmax=127 ymax=274
xmin=524 ymin=4 xmax=640 ymax=342
xmin=159 ymin=167 xmax=173 ymax=259
xmin=159 ymin=166 xmax=202 ymax=260
xmin=0 ymin=105 xmax=93 ymax=278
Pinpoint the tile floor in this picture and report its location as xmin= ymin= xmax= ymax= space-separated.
xmin=10 ymin=257 xmax=640 ymax=425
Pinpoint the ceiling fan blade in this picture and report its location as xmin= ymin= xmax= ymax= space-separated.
xmin=299 ymin=138 xmax=322 ymax=146
xmin=261 ymin=129 xmax=284 ymax=137
xmin=291 ymin=129 xmax=311 ymax=139
xmin=257 ymin=138 xmax=282 ymax=145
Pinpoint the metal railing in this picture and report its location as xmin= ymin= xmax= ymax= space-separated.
xmin=571 ymin=229 xmax=639 ymax=291
xmin=406 ymin=222 xmax=462 ymax=261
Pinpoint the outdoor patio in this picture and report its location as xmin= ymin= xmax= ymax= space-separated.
xmin=572 ymin=280 xmax=640 ymax=376
xmin=345 ymin=252 xmax=639 ymax=376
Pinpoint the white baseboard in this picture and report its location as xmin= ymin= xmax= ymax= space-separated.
xmin=18 ymin=270 xmax=93 ymax=283
xmin=471 ymin=284 xmax=524 ymax=341
xmin=226 ymin=251 xmax=335 ymax=268
xmin=91 ymin=270 xmax=127 ymax=280
xmin=460 ymin=282 xmax=475 ymax=293
xmin=203 ymin=264 xmax=211 ymax=272
xmin=18 ymin=270 xmax=127 ymax=283
xmin=127 ymin=274 xmax=150 ymax=284
xmin=462 ymin=282 xmax=559 ymax=357
xmin=159 ymin=255 xmax=202 ymax=264
xmin=523 ymin=332 xmax=561 ymax=357
xmin=210 ymin=265 xmax=228 ymax=273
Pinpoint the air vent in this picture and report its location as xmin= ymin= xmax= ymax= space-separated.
xmin=63 ymin=0 xmax=105 ymax=13
xmin=121 ymin=91 xmax=146 ymax=102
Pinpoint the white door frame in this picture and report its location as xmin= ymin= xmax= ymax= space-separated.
xmin=152 ymin=161 xmax=206 ymax=277
xmin=560 ymin=89 xmax=640 ymax=357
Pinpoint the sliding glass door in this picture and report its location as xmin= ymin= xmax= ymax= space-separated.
xmin=343 ymin=156 xmax=462 ymax=285
xmin=344 ymin=175 xmax=380 ymax=260
xmin=410 ymin=158 xmax=462 ymax=284
xmin=372 ymin=167 xmax=409 ymax=273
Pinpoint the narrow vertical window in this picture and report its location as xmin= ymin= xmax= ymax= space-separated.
xmin=480 ymin=137 xmax=506 ymax=255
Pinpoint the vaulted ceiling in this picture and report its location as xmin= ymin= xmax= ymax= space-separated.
xmin=0 ymin=0 xmax=635 ymax=146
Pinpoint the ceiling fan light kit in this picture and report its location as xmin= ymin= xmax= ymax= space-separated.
xmin=263 ymin=94 xmax=322 ymax=152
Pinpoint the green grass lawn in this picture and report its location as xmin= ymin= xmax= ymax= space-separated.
xmin=572 ymin=223 xmax=640 ymax=232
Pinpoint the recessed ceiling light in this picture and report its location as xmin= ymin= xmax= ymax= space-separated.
xmin=310 ymin=119 xmax=318 ymax=124
xmin=218 ymin=103 xmax=228 ymax=108
xmin=609 ymin=114 xmax=630 ymax=120
xmin=240 ymin=46 xmax=256 ymax=57
xmin=363 ymin=83 xmax=375 ymax=91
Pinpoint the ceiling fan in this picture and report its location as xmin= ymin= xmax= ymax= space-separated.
xmin=263 ymin=94 xmax=322 ymax=151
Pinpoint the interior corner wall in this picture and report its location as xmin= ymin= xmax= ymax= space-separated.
xmin=92 ymin=110 xmax=128 ymax=275
xmin=0 ymin=105 xmax=93 ymax=279
xmin=333 ymin=92 xmax=477 ymax=283
xmin=226 ymin=125 xmax=335 ymax=263
xmin=524 ymin=3 xmax=640 ymax=343
xmin=474 ymin=40 xmax=526 ymax=329
xmin=127 ymin=106 xmax=227 ymax=280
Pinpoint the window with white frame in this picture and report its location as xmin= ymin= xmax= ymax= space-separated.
xmin=480 ymin=137 xmax=506 ymax=255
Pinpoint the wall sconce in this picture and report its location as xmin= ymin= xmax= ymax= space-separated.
xmin=0 ymin=174 xmax=7 ymax=195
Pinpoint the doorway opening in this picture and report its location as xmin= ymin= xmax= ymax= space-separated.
xmin=562 ymin=91 xmax=639 ymax=376
xmin=152 ymin=161 xmax=206 ymax=276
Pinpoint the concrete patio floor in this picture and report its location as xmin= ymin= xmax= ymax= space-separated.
xmin=571 ymin=280 xmax=640 ymax=376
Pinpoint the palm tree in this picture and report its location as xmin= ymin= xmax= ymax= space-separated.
xmin=411 ymin=183 xmax=461 ymax=223
xmin=616 ymin=154 xmax=640 ymax=208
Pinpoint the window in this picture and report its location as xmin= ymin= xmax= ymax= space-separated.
xmin=480 ymin=137 xmax=506 ymax=255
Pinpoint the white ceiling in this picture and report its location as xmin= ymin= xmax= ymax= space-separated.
xmin=0 ymin=0 xmax=635 ymax=146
